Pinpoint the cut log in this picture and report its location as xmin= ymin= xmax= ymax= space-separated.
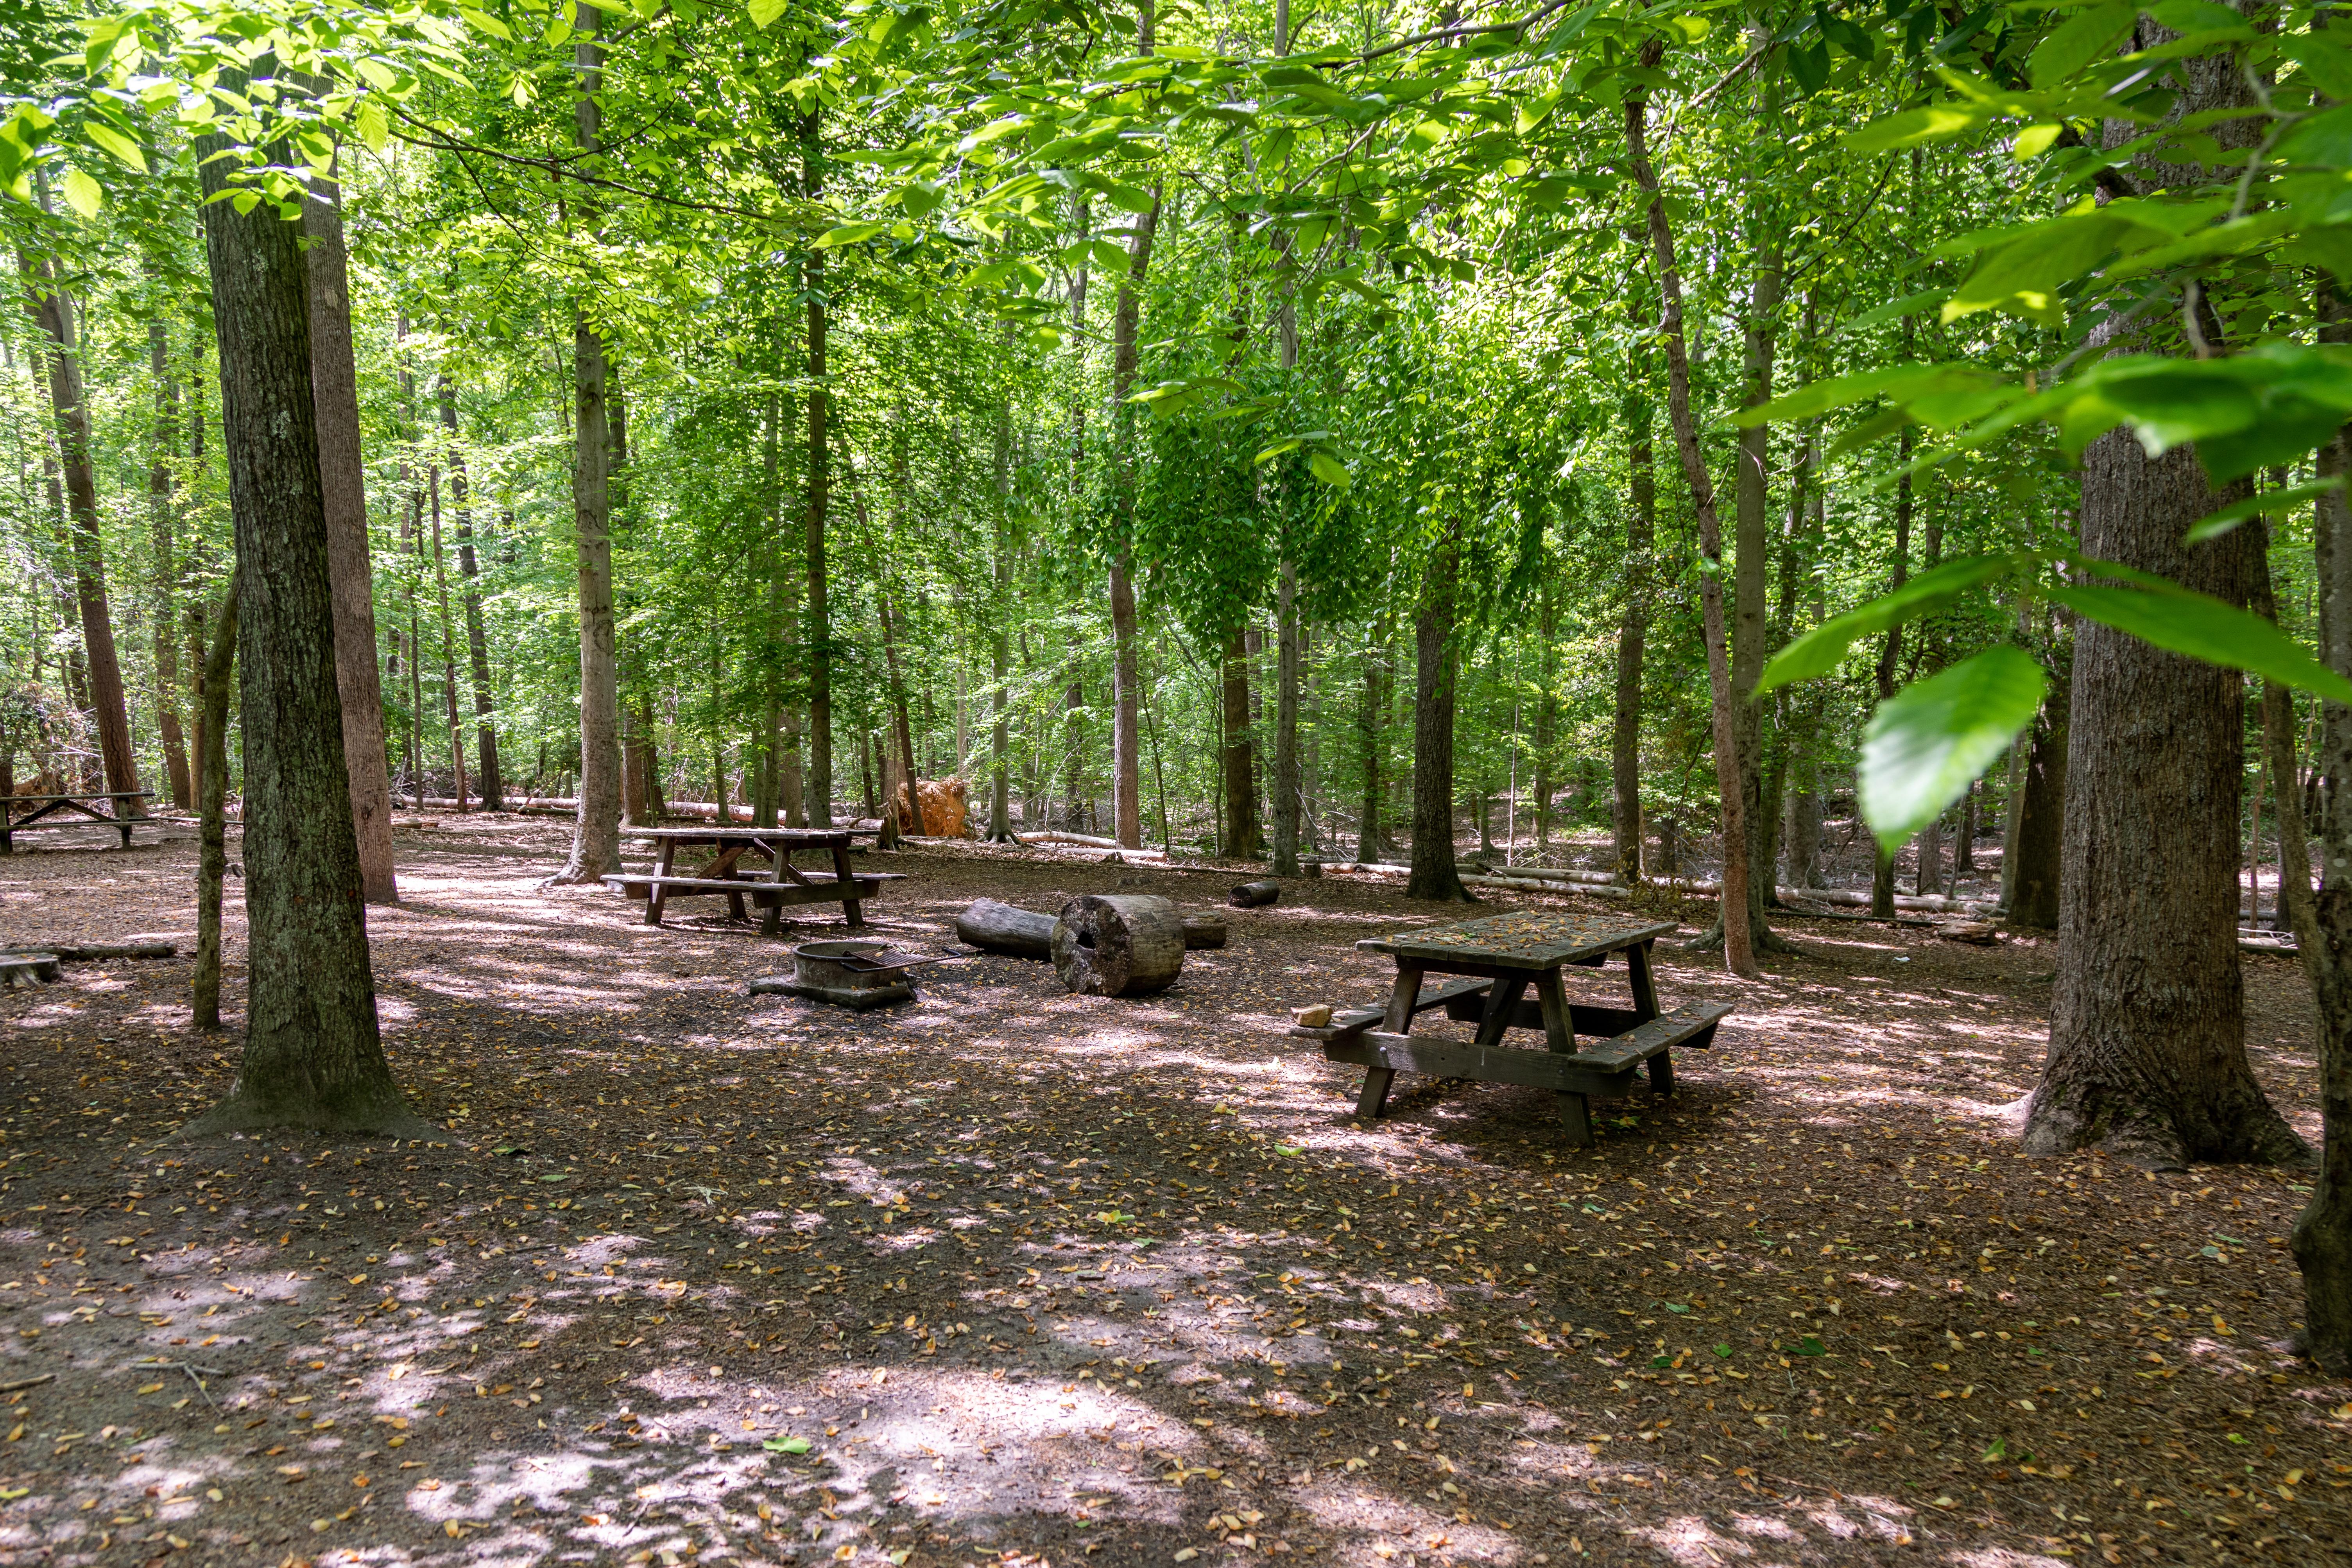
xmin=1938 ymin=921 xmax=2003 ymax=946
xmin=1052 ymin=894 xmax=1185 ymax=997
xmin=1229 ymin=879 xmax=1281 ymax=909
xmin=1182 ymin=913 xmax=1228 ymax=950
xmin=0 ymin=953 xmax=61 ymax=988
xmin=955 ymin=898 xmax=1056 ymax=960
xmin=46 ymin=942 xmax=176 ymax=961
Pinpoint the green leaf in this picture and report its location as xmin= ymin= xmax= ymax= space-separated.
xmin=1983 ymin=1436 xmax=2008 ymax=1462
xmin=2050 ymin=579 xmax=2352 ymax=705
xmin=2028 ymin=0 xmax=2136 ymax=89
xmin=1794 ymin=1335 xmax=1829 ymax=1357
xmin=1756 ymin=553 xmax=2028 ymax=694
xmin=2280 ymin=32 xmax=2352 ymax=102
xmin=1843 ymin=102 xmax=1990 ymax=153
xmin=2184 ymin=478 xmax=2345 ymax=543
xmin=1662 ymin=1302 xmax=1690 ymax=1313
xmin=815 ymin=222 xmax=887 ymax=248
xmin=1712 ymin=1343 xmax=1733 ymax=1357
xmin=763 ymin=1434 xmax=812 ymax=1454
xmin=59 ymin=167 xmax=101 ymax=219
xmin=1858 ymin=647 xmax=2048 ymax=855
xmin=1308 ymin=450 xmax=1351 ymax=489
xmin=1834 ymin=289 xmax=1949 ymax=339
xmin=82 ymin=122 xmax=146 ymax=172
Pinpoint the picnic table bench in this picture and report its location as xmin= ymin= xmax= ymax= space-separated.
xmin=605 ymin=826 xmax=905 ymax=934
xmin=0 ymin=791 xmax=155 ymax=853
xmin=1290 ymin=911 xmax=1731 ymax=1145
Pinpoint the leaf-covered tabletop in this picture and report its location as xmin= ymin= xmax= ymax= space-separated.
xmin=1357 ymin=912 xmax=1677 ymax=969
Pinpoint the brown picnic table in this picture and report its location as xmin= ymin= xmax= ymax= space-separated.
xmin=1290 ymin=910 xmax=1732 ymax=1145
xmin=605 ymin=826 xmax=905 ymax=934
xmin=0 ymin=791 xmax=154 ymax=853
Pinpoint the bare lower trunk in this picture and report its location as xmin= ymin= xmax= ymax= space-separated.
xmin=1612 ymin=399 xmax=1652 ymax=883
xmin=1272 ymin=561 xmax=1301 ymax=874
xmin=440 ymin=375 xmax=502 ymax=810
xmin=184 ymin=96 xmax=423 ymax=1136
xmin=303 ymin=173 xmax=398 ymax=897
xmin=193 ymin=574 xmax=238 ymax=1030
xmin=1221 ymin=626 xmax=1261 ymax=859
xmin=803 ymin=108 xmax=833 ymax=828
xmin=147 ymin=319 xmax=193 ymax=812
xmin=2250 ymin=518 xmax=2315 ymax=944
xmin=1406 ymin=534 xmax=1472 ymax=903
xmin=2028 ymin=434 xmax=2303 ymax=1166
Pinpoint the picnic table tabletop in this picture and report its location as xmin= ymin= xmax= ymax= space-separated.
xmin=4 ymin=791 xmax=154 ymax=805
xmin=1358 ymin=910 xmax=1677 ymax=970
xmin=625 ymin=825 xmax=869 ymax=844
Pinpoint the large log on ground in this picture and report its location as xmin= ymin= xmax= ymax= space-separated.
xmin=1052 ymin=894 xmax=1185 ymax=996
xmin=1229 ymin=879 xmax=1281 ymax=909
xmin=1182 ymin=913 xmax=1227 ymax=950
xmin=955 ymin=898 xmax=1056 ymax=959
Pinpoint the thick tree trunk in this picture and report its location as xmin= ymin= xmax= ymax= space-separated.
xmin=1221 ymin=625 xmax=1261 ymax=859
xmin=192 ymin=573 xmax=237 ymax=1031
xmin=556 ymin=5 xmax=622 ymax=881
xmin=1532 ymin=573 xmax=1556 ymax=849
xmin=2249 ymin=517 xmax=2315 ymax=944
xmin=1726 ymin=226 xmax=1780 ymax=945
xmin=303 ymin=174 xmax=397 ymax=896
xmin=2026 ymin=435 xmax=2303 ymax=1166
xmin=2294 ymin=363 xmax=2352 ymax=1372
xmin=1406 ymin=532 xmax=1472 ymax=903
xmin=184 ymin=99 xmax=424 ymax=1137
xmin=1357 ymin=612 xmax=1388 ymax=863
xmin=426 ymin=464 xmax=468 ymax=809
xmin=988 ymin=389 xmax=1016 ymax=841
xmin=20 ymin=247 xmax=141 ymax=813
xmin=1627 ymin=67 xmax=1754 ymax=977
xmin=439 ymin=374 xmax=502 ymax=810
xmin=146 ymin=319 xmax=193 ymax=811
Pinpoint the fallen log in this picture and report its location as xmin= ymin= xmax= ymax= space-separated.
xmin=1229 ymin=879 xmax=1281 ymax=909
xmin=45 ymin=942 xmax=176 ymax=961
xmin=1052 ymin=894 xmax=1185 ymax=997
xmin=955 ymin=898 xmax=1056 ymax=960
xmin=1025 ymin=829 xmax=1122 ymax=849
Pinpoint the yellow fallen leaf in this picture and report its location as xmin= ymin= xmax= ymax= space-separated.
xmin=386 ymin=1365 xmax=409 ymax=1381
xmin=136 ymin=1383 xmax=164 ymax=1395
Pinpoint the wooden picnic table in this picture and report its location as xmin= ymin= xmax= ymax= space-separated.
xmin=0 ymin=791 xmax=154 ymax=853
xmin=604 ymin=826 xmax=905 ymax=934
xmin=1292 ymin=910 xmax=1732 ymax=1145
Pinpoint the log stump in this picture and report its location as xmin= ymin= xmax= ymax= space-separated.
xmin=955 ymin=898 xmax=1057 ymax=960
xmin=1182 ymin=913 xmax=1228 ymax=950
xmin=0 ymin=953 xmax=60 ymax=989
xmin=1229 ymin=879 xmax=1281 ymax=909
xmin=1052 ymin=894 xmax=1185 ymax=996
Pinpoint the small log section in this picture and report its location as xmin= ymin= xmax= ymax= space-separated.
xmin=0 ymin=953 xmax=61 ymax=989
xmin=1052 ymin=894 xmax=1186 ymax=997
xmin=959 ymin=898 xmax=1226 ymax=957
xmin=1229 ymin=879 xmax=1281 ymax=909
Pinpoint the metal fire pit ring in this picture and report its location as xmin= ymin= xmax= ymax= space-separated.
xmin=746 ymin=939 xmax=928 ymax=1010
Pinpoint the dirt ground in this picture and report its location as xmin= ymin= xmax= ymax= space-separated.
xmin=0 ymin=814 xmax=2345 ymax=1568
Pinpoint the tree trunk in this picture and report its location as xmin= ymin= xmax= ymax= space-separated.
xmin=881 ymin=590 xmax=922 ymax=834
xmin=1612 ymin=369 xmax=1652 ymax=884
xmin=1273 ymin=561 xmax=1302 ymax=874
xmin=1627 ymin=63 xmax=1754 ymax=977
xmin=193 ymin=572 xmax=238 ymax=1030
xmin=1051 ymin=893 xmax=1184 ymax=997
xmin=555 ymin=3 xmax=622 ymax=881
xmin=439 ymin=372 xmax=502 ymax=810
xmin=2027 ymin=436 xmax=2303 ymax=1165
xmin=2010 ymin=647 xmax=2068 ymax=932
xmin=2249 ymin=516 xmax=2315 ymax=944
xmin=1221 ymin=625 xmax=1261 ymax=859
xmin=146 ymin=318 xmax=193 ymax=811
xmin=2292 ymin=308 xmax=2352 ymax=1371
xmin=1725 ymin=214 xmax=1780 ymax=947
xmin=184 ymin=95 xmax=424 ymax=1136
xmin=20 ymin=244 xmax=141 ymax=812
xmin=988 ymin=385 xmax=1017 ymax=842
xmin=1107 ymin=192 xmax=1160 ymax=854
xmin=303 ymin=173 xmax=398 ymax=896
xmin=426 ymin=461 xmax=468 ymax=810
xmin=1357 ymin=610 xmax=1388 ymax=863
xmin=1406 ymin=531 xmax=1472 ymax=903
xmin=1532 ymin=573 xmax=1556 ymax=849
xmin=801 ymin=110 xmax=833 ymax=829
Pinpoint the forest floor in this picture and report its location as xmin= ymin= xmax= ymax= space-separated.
xmin=0 ymin=815 xmax=2344 ymax=1568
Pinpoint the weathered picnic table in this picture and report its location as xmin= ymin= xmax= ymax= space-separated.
xmin=0 ymin=791 xmax=154 ymax=853
xmin=1291 ymin=910 xmax=1732 ymax=1145
xmin=605 ymin=826 xmax=904 ymax=933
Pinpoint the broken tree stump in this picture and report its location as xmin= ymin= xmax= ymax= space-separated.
xmin=1052 ymin=894 xmax=1185 ymax=997
xmin=1229 ymin=879 xmax=1281 ymax=909
xmin=1182 ymin=913 xmax=1228 ymax=950
xmin=954 ymin=898 xmax=1057 ymax=960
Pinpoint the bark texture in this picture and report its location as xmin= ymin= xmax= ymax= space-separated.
xmin=303 ymin=176 xmax=397 ymax=899
xmin=2009 ymin=674 xmax=2068 ymax=931
xmin=192 ymin=573 xmax=236 ymax=1031
xmin=1406 ymin=533 xmax=1472 ymax=903
xmin=184 ymin=109 xmax=424 ymax=1137
xmin=439 ymin=374 xmax=502 ymax=810
xmin=2027 ymin=436 xmax=2303 ymax=1166
xmin=1051 ymin=893 xmax=1184 ymax=997
xmin=146 ymin=318 xmax=192 ymax=811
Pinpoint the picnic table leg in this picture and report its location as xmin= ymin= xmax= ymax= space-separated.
xmin=1625 ymin=939 xmax=1661 ymax=1021
xmin=647 ymin=838 xmax=677 ymax=926
xmin=832 ymin=841 xmax=865 ymax=929
xmin=1357 ymin=965 xmax=1423 ymax=1118
xmin=1534 ymin=966 xmax=1595 ymax=1145
xmin=1646 ymin=1048 xmax=1675 ymax=1095
xmin=116 ymin=820 xmax=131 ymax=849
xmin=760 ymin=845 xmax=786 ymax=937
xmin=1472 ymin=973 xmax=1530 ymax=1051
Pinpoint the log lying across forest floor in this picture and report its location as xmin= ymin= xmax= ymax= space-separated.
xmin=956 ymin=898 xmax=1226 ymax=958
